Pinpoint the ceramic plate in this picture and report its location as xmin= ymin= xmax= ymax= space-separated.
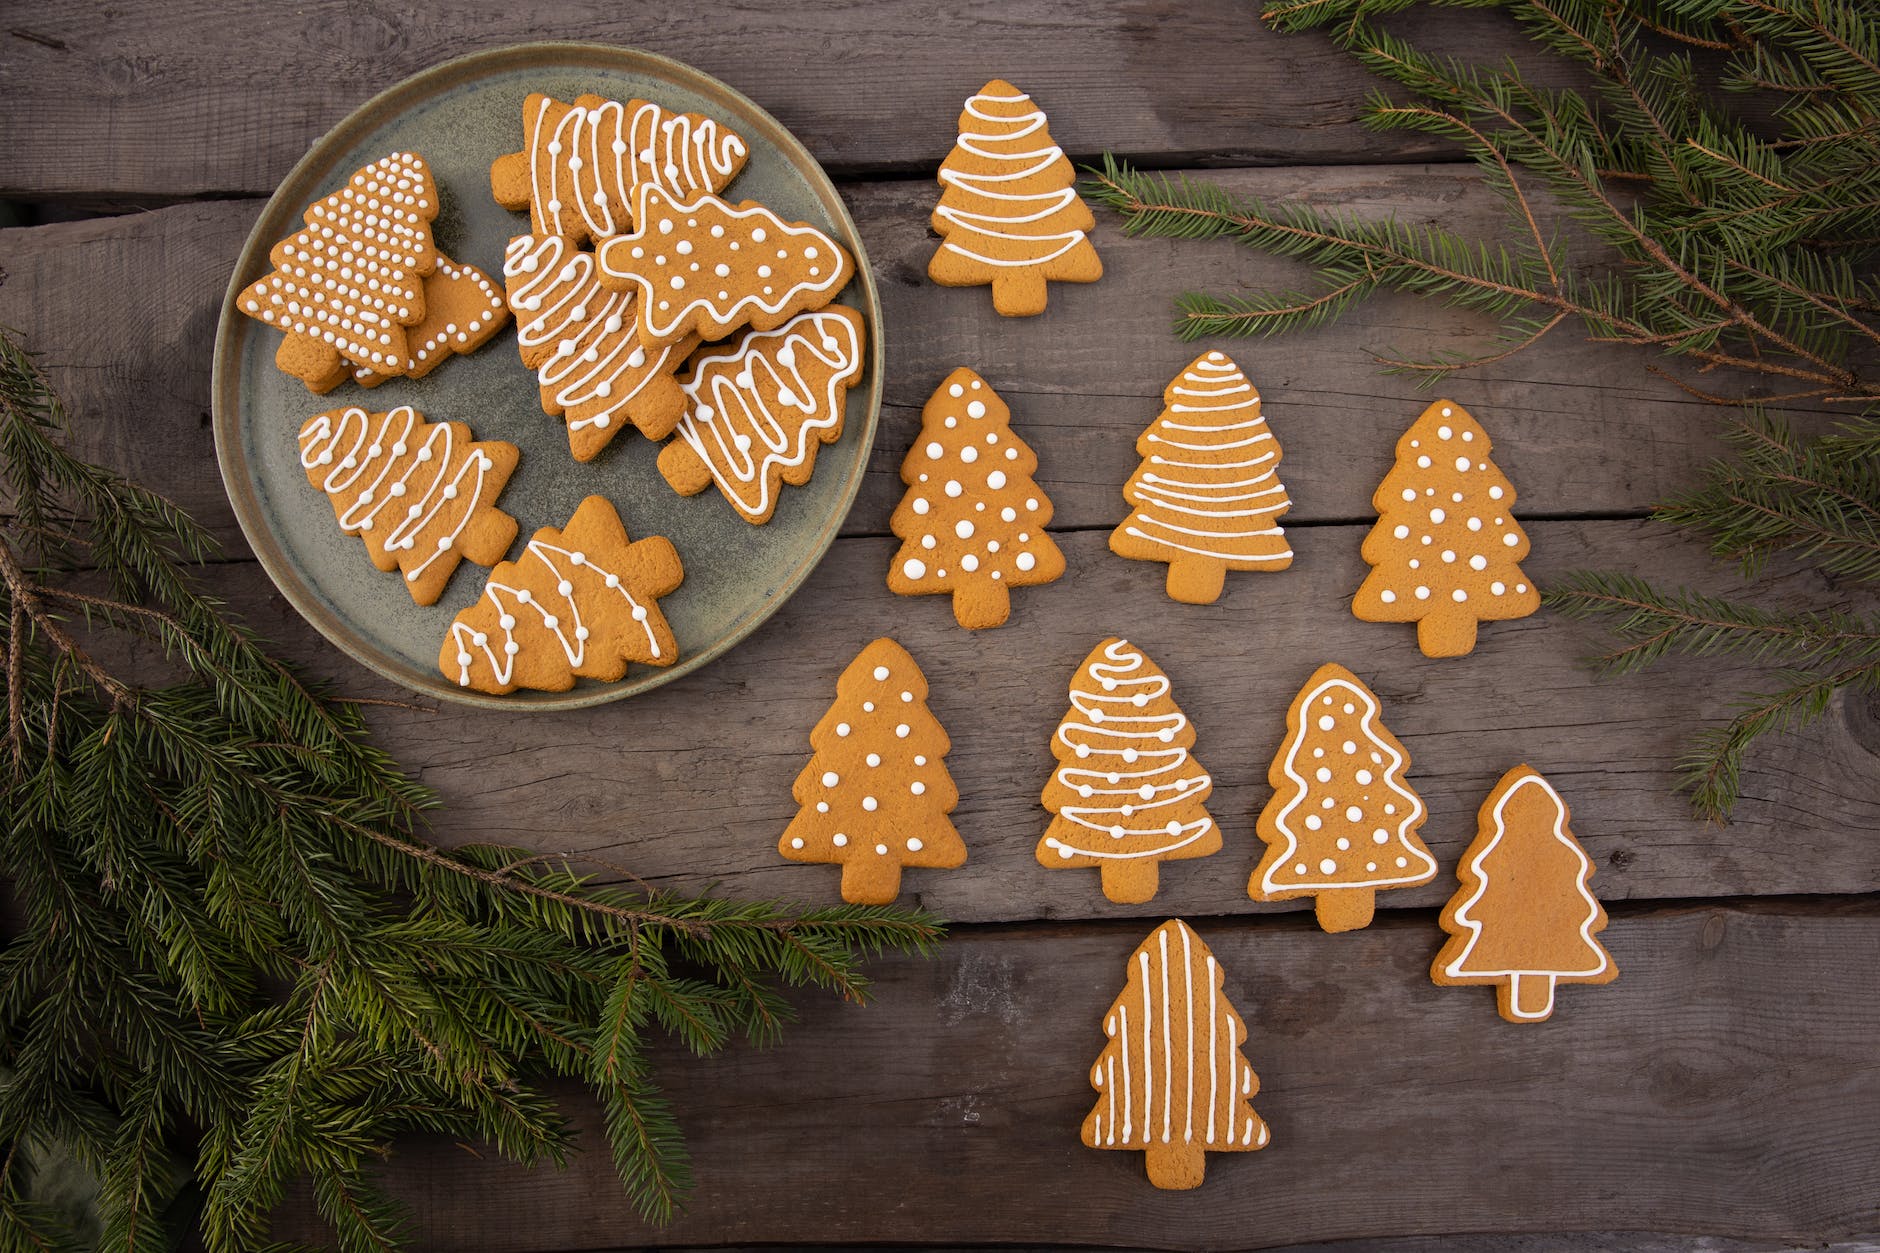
xmin=213 ymin=43 xmax=882 ymax=708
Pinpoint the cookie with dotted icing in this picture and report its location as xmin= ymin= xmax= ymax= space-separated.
xmin=1083 ymin=919 xmax=1268 ymax=1190
xmin=1433 ymin=765 xmax=1616 ymax=1022
xmin=441 ymin=496 xmax=683 ymax=694
xmin=887 ymin=368 xmax=1065 ymax=630
xmin=928 ymin=79 xmax=1102 ymax=317
xmin=298 ymin=406 xmax=520 ymax=607
xmin=1111 ymin=351 xmax=1292 ymax=603
xmin=1249 ymin=663 xmax=1437 ymax=932
xmin=1037 ymin=638 xmax=1221 ymax=904
xmin=240 ymin=151 xmax=439 ymax=388
xmin=503 ymin=234 xmax=698 ymax=461
xmin=1353 ymin=399 xmax=1539 ymax=657
xmin=659 ymin=306 xmax=866 ymax=525
xmin=490 ymin=93 xmax=749 ymax=244
xmin=345 ymin=255 xmax=510 ymax=391
xmin=778 ymin=638 xmax=967 ymax=904
xmin=594 ymin=184 xmax=855 ymax=351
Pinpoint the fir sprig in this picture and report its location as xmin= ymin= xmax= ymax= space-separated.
xmin=1083 ymin=0 xmax=1879 ymax=816
xmin=0 ymin=329 xmax=944 ymax=1250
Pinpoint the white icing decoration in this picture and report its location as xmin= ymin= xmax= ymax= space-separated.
xmin=527 ymin=95 xmax=745 ymax=239
xmin=934 ymin=86 xmax=1090 ymax=268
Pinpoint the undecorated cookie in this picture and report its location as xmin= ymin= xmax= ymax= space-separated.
xmin=1248 ymin=663 xmax=1437 ymax=932
xmin=1037 ymin=638 xmax=1220 ymax=904
xmin=442 ymin=496 xmax=682 ymax=695
xmin=1110 ymin=350 xmax=1292 ymax=604
xmin=659 ymin=305 xmax=867 ymax=524
xmin=1083 ymin=919 xmax=1269 ymax=1190
xmin=298 ymin=405 xmax=519 ymax=606
xmin=346 ymin=254 xmax=509 ymax=391
xmin=777 ymin=638 xmax=967 ymax=904
xmin=1353 ymin=399 xmax=1539 ymax=657
xmin=886 ymin=368 xmax=1065 ymax=629
xmin=1433 ymin=765 xmax=1617 ymax=1022
xmin=929 ymin=79 xmax=1101 ymax=316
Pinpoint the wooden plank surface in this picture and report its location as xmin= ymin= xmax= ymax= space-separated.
xmin=271 ymin=904 xmax=1880 ymax=1250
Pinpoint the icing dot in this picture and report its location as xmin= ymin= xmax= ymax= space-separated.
xmin=1504 ymin=533 xmax=1520 ymax=546
xmin=903 ymin=558 xmax=926 ymax=579
xmin=911 ymin=497 xmax=930 ymax=515
xmin=925 ymin=441 xmax=943 ymax=459
xmin=961 ymin=554 xmax=979 ymax=572
xmin=1319 ymin=858 xmax=1338 ymax=874
xmin=836 ymin=723 xmax=851 ymax=737
xmin=1430 ymin=508 xmax=1447 ymax=524
xmin=907 ymin=836 xmax=923 ymax=850
xmin=1337 ymin=838 xmax=1350 ymax=851
xmin=1373 ymin=828 xmax=1390 ymax=844
xmin=1317 ymin=715 xmax=1335 ymax=731
xmin=1393 ymin=525 xmax=1410 ymax=539
xmin=1015 ymin=552 xmax=1036 ymax=572
xmin=1356 ymin=769 xmax=1373 ymax=785
xmin=896 ymin=723 xmax=910 ymax=738
xmin=499 ymin=614 xmax=516 ymax=630
xmin=1470 ymin=554 xmax=1488 ymax=571
xmin=1417 ymin=456 xmax=1431 ymax=468
xmin=833 ymin=834 xmax=848 ymax=847
xmin=791 ymin=837 xmax=805 ymax=849
xmin=1305 ymin=815 xmax=1322 ymax=831
xmin=1342 ymin=740 xmax=1357 ymax=754
xmin=1396 ymin=856 xmax=1409 ymax=868
xmin=954 ymin=519 xmax=974 ymax=539
xmin=1415 ymin=586 xmax=1431 ymax=600
xmin=821 ymin=771 xmax=840 ymax=787
xmin=967 ymin=400 xmax=986 ymax=419
xmin=1442 ymin=550 xmax=1457 ymax=563
xmin=863 ymin=797 xmax=878 ymax=812
xmin=1452 ymin=588 xmax=1469 ymax=602
xmin=945 ymin=480 xmax=963 ymax=498
xmin=1380 ymin=590 xmax=1397 ymax=603
xmin=1438 ymin=425 xmax=1453 ymax=439
xmin=960 ymin=446 xmax=979 ymax=464
xmin=949 ymin=383 xmax=963 ymax=397
xmin=1402 ymin=488 xmax=1417 ymax=502
xmin=1315 ymin=767 xmax=1332 ymax=783
xmin=1490 ymin=485 xmax=1505 ymax=500
xmin=1345 ymin=805 xmax=1363 ymax=822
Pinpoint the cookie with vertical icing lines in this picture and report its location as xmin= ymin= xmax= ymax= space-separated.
xmin=777 ymin=638 xmax=968 ymax=904
xmin=298 ymin=406 xmax=519 ymax=606
xmin=929 ymin=80 xmax=1102 ymax=316
xmin=442 ymin=496 xmax=682 ymax=695
xmin=594 ymin=184 xmax=854 ymax=350
xmin=1433 ymin=765 xmax=1617 ymax=1022
xmin=491 ymin=93 xmax=749 ymax=243
xmin=659 ymin=307 xmax=866 ymax=524
xmin=1248 ymin=663 xmax=1437 ymax=932
xmin=1082 ymin=919 xmax=1269 ymax=1190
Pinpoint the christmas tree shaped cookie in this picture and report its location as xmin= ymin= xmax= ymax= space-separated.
xmin=659 ymin=306 xmax=867 ymax=524
xmin=441 ymin=497 xmax=683 ymax=695
xmin=298 ymin=406 xmax=519 ymax=606
xmin=778 ymin=638 xmax=967 ymax=903
xmin=503 ymin=234 xmax=698 ymax=461
xmin=887 ymin=369 xmax=1065 ymax=629
xmin=1084 ymin=919 xmax=1268 ymax=1190
xmin=1110 ymin=351 xmax=1293 ymax=604
xmin=239 ymin=152 xmax=438 ymax=388
xmin=595 ymin=184 xmax=854 ymax=350
xmin=1353 ymin=399 xmax=1539 ymax=656
xmin=1037 ymin=639 xmax=1220 ymax=904
xmin=929 ymin=80 xmax=1102 ymax=316
xmin=347 ymin=255 xmax=509 ymax=391
xmin=1434 ymin=766 xmax=1617 ymax=1022
xmin=1249 ymin=663 xmax=1437 ymax=932
xmin=491 ymin=93 xmax=749 ymax=243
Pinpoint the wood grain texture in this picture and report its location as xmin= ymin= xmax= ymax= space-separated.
xmin=268 ymin=905 xmax=1880 ymax=1250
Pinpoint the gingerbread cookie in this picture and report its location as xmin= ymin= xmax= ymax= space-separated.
xmin=778 ymin=638 xmax=967 ymax=904
xmin=346 ymin=255 xmax=509 ymax=391
xmin=503 ymin=234 xmax=696 ymax=460
xmin=298 ymin=406 xmax=520 ymax=606
xmin=1084 ymin=919 xmax=1268 ymax=1190
xmin=594 ymin=184 xmax=854 ymax=350
xmin=659 ymin=306 xmax=867 ymax=524
xmin=240 ymin=152 xmax=438 ymax=388
xmin=1249 ymin=663 xmax=1436 ymax=932
xmin=886 ymin=368 xmax=1065 ymax=629
xmin=1433 ymin=766 xmax=1616 ymax=1022
xmin=1110 ymin=351 xmax=1292 ymax=604
xmin=929 ymin=80 xmax=1102 ymax=317
xmin=1038 ymin=639 xmax=1220 ymax=904
xmin=491 ymin=93 xmax=749 ymax=243
xmin=442 ymin=496 xmax=682 ymax=694
xmin=1353 ymin=399 xmax=1539 ymax=657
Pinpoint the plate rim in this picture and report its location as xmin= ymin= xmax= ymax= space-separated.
xmin=211 ymin=40 xmax=886 ymax=710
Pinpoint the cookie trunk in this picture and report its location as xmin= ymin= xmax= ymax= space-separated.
xmin=1313 ymin=888 xmax=1376 ymax=933
xmin=1417 ymin=610 xmax=1479 ymax=658
xmin=839 ymin=857 xmax=903 ymax=906
xmin=1099 ymin=860 xmax=1160 ymax=905
xmin=658 ymin=440 xmax=714 ymax=497
xmin=1166 ymin=557 xmax=1226 ymax=605
xmin=951 ymin=580 xmax=1010 ymax=631
xmin=1143 ymin=1141 xmax=1207 ymax=1191
xmin=990 ymin=269 xmax=1050 ymax=318
xmin=1500 ymin=973 xmax=1559 ymax=1022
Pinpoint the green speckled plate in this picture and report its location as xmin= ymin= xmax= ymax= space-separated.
xmin=213 ymin=43 xmax=882 ymax=709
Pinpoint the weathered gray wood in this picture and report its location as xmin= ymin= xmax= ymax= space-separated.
xmin=0 ymin=167 xmax=1834 ymax=554
xmin=186 ymin=520 xmax=1880 ymax=923
xmin=674 ymin=1242 xmax=1880 ymax=1253
xmin=269 ymin=905 xmax=1880 ymax=1250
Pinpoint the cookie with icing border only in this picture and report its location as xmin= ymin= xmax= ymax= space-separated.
xmin=503 ymin=234 xmax=697 ymax=460
xmin=441 ymin=496 xmax=682 ymax=695
xmin=594 ymin=184 xmax=854 ymax=351
xmin=1083 ymin=919 xmax=1269 ymax=1190
xmin=886 ymin=368 xmax=1065 ymax=630
xmin=1037 ymin=638 xmax=1220 ymax=903
xmin=1433 ymin=765 xmax=1617 ymax=1022
xmin=1248 ymin=662 xmax=1437 ymax=932
xmin=298 ymin=406 xmax=519 ymax=607
xmin=659 ymin=306 xmax=866 ymax=524
xmin=778 ymin=638 xmax=967 ymax=904
xmin=928 ymin=79 xmax=1102 ymax=317
xmin=1353 ymin=399 xmax=1539 ymax=657
xmin=491 ymin=93 xmax=749 ymax=243
xmin=346 ymin=255 xmax=509 ymax=391
xmin=239 ymin=151 xmax=439 ymax=388
xmin=1110 ymin=350 xmax=1292 ymax=604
